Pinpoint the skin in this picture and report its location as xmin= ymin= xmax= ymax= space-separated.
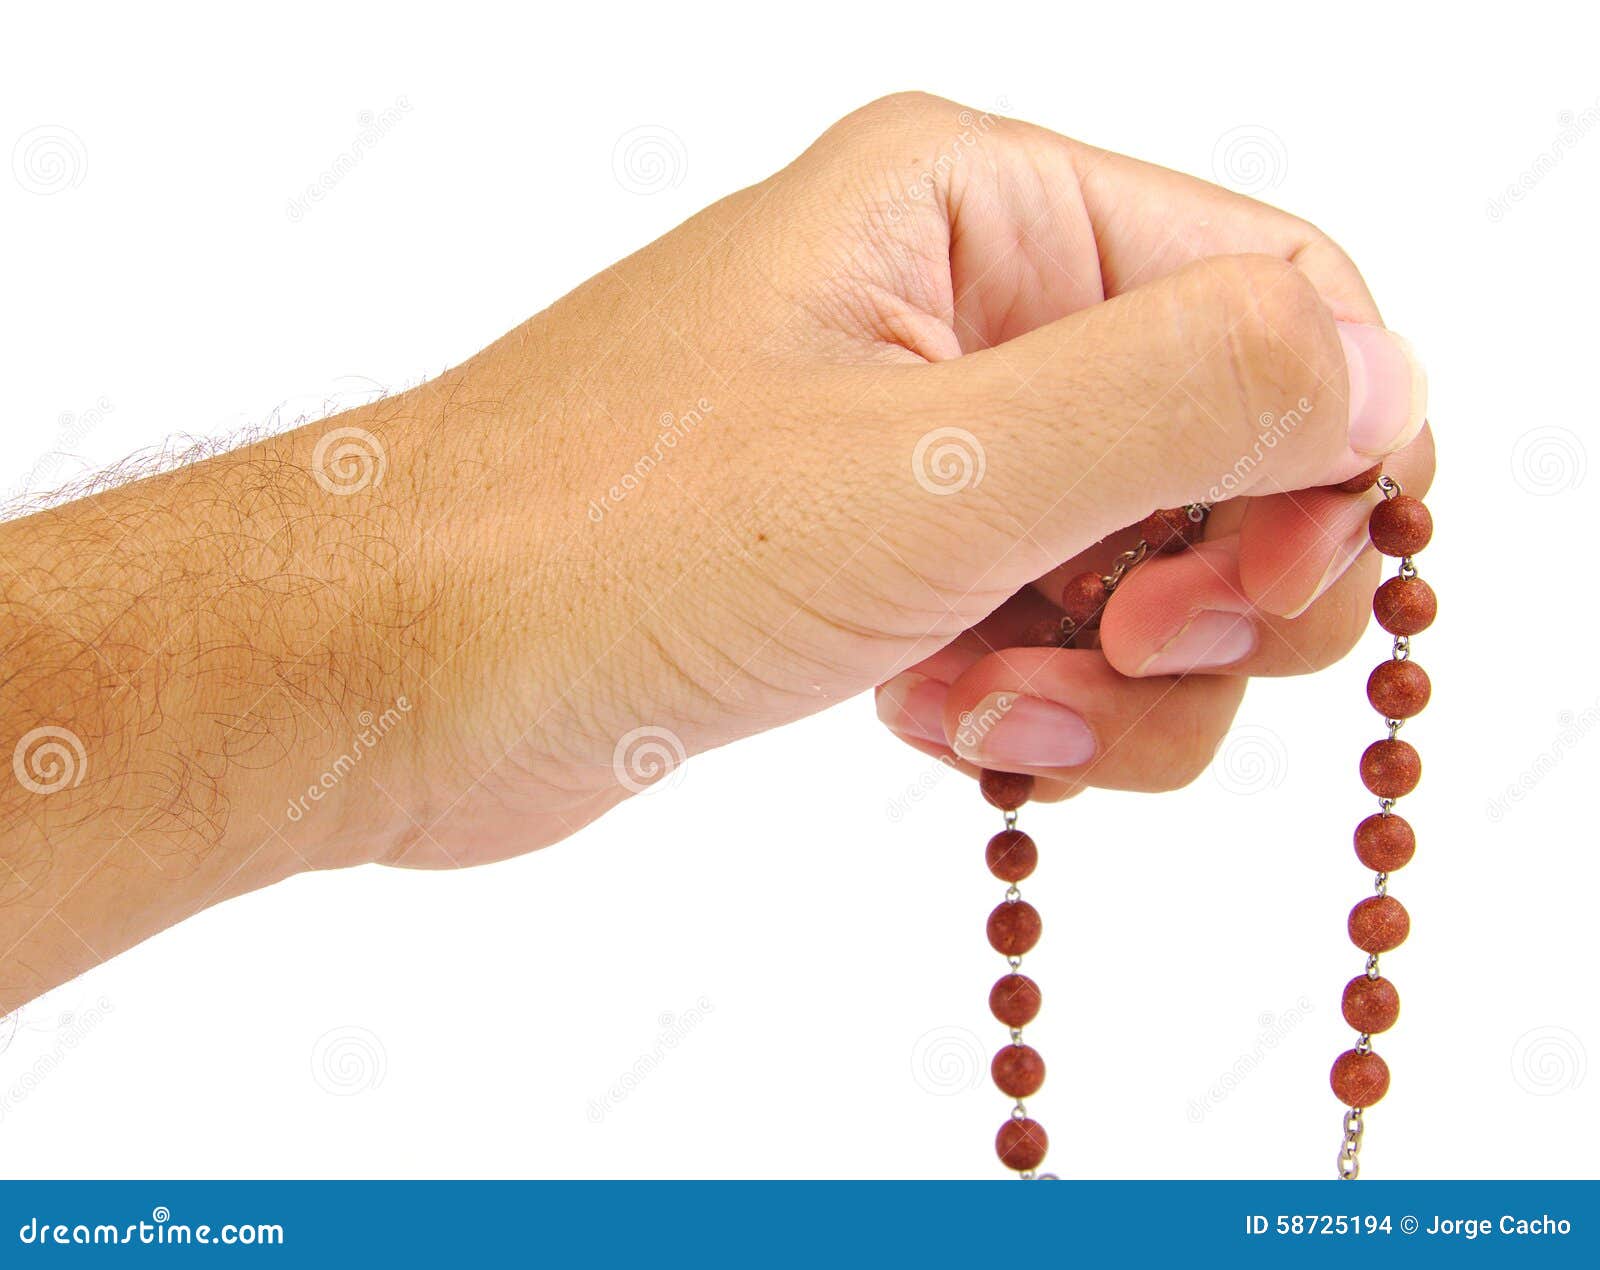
xmin=0 ymin=94 xmax=1433 ymax=1013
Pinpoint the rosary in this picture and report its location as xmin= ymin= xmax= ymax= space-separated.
xmin=970 ymin=464 xmax=1434 ymax=1179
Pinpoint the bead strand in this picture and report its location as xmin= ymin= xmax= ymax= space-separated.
xmin=1332 ymin=474 xmax=1434 ymax=1179
xmin=976 ymin=505 xmax=1207 ymax=1177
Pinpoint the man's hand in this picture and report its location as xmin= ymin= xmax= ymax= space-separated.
xmin=0 ymin=93 xmax=1432 ymax=1010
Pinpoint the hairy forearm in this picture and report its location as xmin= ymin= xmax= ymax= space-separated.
xmin=0 ymin=388 xmax=460 ymax=1008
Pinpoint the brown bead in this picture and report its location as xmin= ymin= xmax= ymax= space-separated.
xmin=1360 ymin=739 xmax=1421 ymax=798
xmin=1368 ymin=495 xmax=1432 ymax=557
xmin=1059 ymin=571 xmax=1110 ymax=629
xmin=1367 ymin=660 xmax=1430 ymax=719
xmin=1138 ymin=506 xmax=1204 ymax=554
xmin=1342 ymin=975 xmax=1401 ymax=1033
xmin=989 ymin=974 xmax=1041 ymax=1027
xmin=1019 ymin=617 xmax=1068 ymax=648
xmin=1373 ymin=576 xmax=1437 ymax=636
xmin=985 ymin=829 xmax=1038 ymax=882
xmin=995 ymin=1117 xmax=1049 ymax=1171
xmin=987 ymin=900 xmax=1042 ymax=956
xmin=979 ymin=769 xmax=1033 ymax=811
xmin=1349 ymin=895 xmax=1410 ymax=953
xmin=1330 ymin=463 xmax=1383 ymax=494
xmin=991 ymin=1044 xmax=1046 ymax=1098
xmin=1330 ymin=1049 xmax=1390 ymax=1107
xmin=1354 ymin=813 xmax=1416 ymax=872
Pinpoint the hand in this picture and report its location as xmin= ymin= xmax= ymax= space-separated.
xmin=0 ymin=93 xmax=1433 ymax=1007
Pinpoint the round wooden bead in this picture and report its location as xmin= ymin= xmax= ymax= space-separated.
xmin=1139 ymin=507 xmax=1204 ymax=554
xmin=1360 ymin=739 xmax=1421 ymax=798
xmin=985 ymin=829 xmax=1038 ymax=882
xmin=1330 ymin=1049 xmax=1390 ymax=1107
xmin=1368 ymin=495 xmax=1432 ymax=557
xmin=1019 ymin=617 xmax=1068 ymax=648
xmin=995 ymin=1117 xmax=1049 ymax=1171
xmin=1354 ymin=813 xmax=1416 ymax=872
xmin=1367 ymin=660 xmax=1431 ymax=719
xmin=987 ymin=900 xmax=1042 ymax=956
xmin=1330 ymin=463 xmax=1383 ymax=494
xmin=991 ymin=1044 xmax=1046 ymax=1098
xmin=1349 ymin=895 xmax=1410 ymax=953
xmin=1060 ymin=571 xmax=1110 ymax=629
xmin=1342 ymin=975 xmax=1401 ymax=1033
xmin=989 ymin=974 xmax=1041 ymax=1027
xmin=1373 ymin=576 xmax=1437 ymax=635
xmin=980 ymin=769 xmax=1034 ymax=811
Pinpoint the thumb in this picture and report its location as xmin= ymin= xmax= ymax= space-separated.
xmin=878 ymin=253 xmax=1425 ymax=579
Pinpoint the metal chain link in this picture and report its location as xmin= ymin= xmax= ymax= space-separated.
xmin=1337 ymin=1108 xmax=1365 ymax=1180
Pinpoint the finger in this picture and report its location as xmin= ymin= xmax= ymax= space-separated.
xmin=936 ymin=646 xmax=1246 ymax=793
xmin=869 ymin=253 xmax=1426 ymax=593
xmin=1238 ymin=423 xmax=1436 ymax=617
xmin=1098 ymin=532 xmax=1388 ymax=679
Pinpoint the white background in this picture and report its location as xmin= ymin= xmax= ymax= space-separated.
xmin=1 ymin=0 xmax=1595 ymax=1180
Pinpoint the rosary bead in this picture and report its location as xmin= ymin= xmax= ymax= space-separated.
xmin=991 ymin=1044 xmax=1046 ymax=1098
xmin=1138 ymin=507 xmax=1204 ymax=554
xmin=1366 ymin=659 xmax=1430 ymax=719
xmin=1368 ymin=495 xmax=1433 ymax=557
xmin=989 ymin=974 xmax=1042 ymax=1027
xmin=985 ymin=829 xmax=1038 ymax=882
xmin=1373 ymin=576 xmax=1437 ymax=636
xmin=987 ymin=900 xmax=1042 ymax=956
xmin=1360 ymin=739 xmax=1422 ymax=798
xmin=1354 ymin=812 xmax=1416 ymax=872
xmin=1330 ymin=463 xmax=1383 ymax=494
xmin=1330 ymin=1049 xmax=1391 ymax=1107
xmin=995 ymin=1117 xmax=1049 ymax=1171
xmin=980 ymin=769 xmax=1034 ymax=811
xmin=1060 ymin=571 xmax=1110 ymax=629
xmin=1342 ymin=974 xmax=1401 ymax=1033
xmin=1019 ymin=617 xmax=1069 ymax=648
xmin=1348 ymin=895 xmax=1410 ymax=953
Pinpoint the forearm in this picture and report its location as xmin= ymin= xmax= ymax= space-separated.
xmin=0 ymin=390 xmax=456 ymax=1007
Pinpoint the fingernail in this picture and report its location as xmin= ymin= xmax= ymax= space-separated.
xmin=1338 ymin=322 xmax=1428 ymax=457
xmin=952 ymin=693 xmax=1096 ymax=769
xmin=1137 ymin=611 xmax=1257 ymax=675
xmin=876 ymin=672 xmax=948 ymax=745
xmin=1283 ymin=519 xmax=1372 ymax=620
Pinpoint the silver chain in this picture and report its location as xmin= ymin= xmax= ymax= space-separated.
xmin=1337 ymin=1108 xmax=1365 ymax=1180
